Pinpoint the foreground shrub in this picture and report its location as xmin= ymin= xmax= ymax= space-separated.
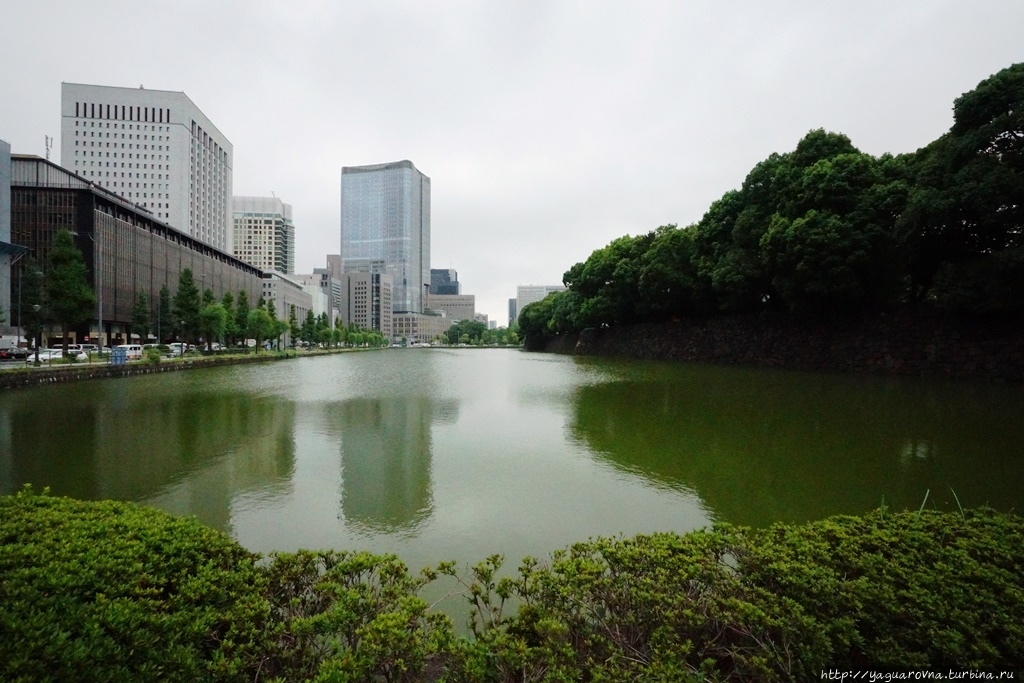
xmin=1 ymin=489 xmax=1021 ymax=682
xmin=0 ymin=487 xmax=270 ymax=683
xmin=738 ymin=507 xmax=1024 ymax=668
xmin=260 ymin=550 xmax=455 ymax=682
xmin=446 ymin=510 xmax=1024 ymax=681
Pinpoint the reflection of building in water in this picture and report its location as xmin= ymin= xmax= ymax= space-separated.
xmin=899 ymin=438 xmax=935 ymax=467
xmin=94 ymin=393 xmax=297 ymax=532
xmin=1 ymin=385 xmax=297 ymax=533
xmin=336 ymin=396 xmax=457 ymax=533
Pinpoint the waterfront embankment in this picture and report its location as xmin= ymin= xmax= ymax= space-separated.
xmin=0 ymin=353 xmax=289 ymax=390
xmin=540 ymin=309 xmax=1024 ymax=382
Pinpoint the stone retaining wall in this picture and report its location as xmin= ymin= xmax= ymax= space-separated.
xmin=542 ymin=310 xmax=1024 ymax=383
xmin=0 ymin=355 xmax=287 ymax=391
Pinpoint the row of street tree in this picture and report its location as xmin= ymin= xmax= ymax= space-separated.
xmin=520 ymin=63 xmax=1024 ymax=341
xmin=14 ymin=230 xmax=387 ymax=354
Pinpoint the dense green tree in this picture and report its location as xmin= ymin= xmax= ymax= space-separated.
xmin=19 ymin=259 xmax=47 ymax=360
xmin=517 ymin=293 xmax=560 ymax=344
xmin=201 ymin=288 xmax=215 ymax=307
xmin=692 ymin=189 xmax=766 ymax=312
xmin=172 ymin=269 xmax=201 ymax=344
xmin=301 ymin=310 xmax=316 ymax=343
xmin=157 ymin=285 xmax=173 ymax=342
xmin=46 ymin=230 xmax=96 ymax=355
xmin=220 ymin=291 xmax=237 ymax=346
xmin=447 ymin=319 xmax=488 ymax=344
xmin=289 ymin=305 xmax=300 ymax=347
xmin=199 ymin=303 xmax=228 ymax=351
xmin=637 ymin=224 xmax=708 ymax=320
xmin=131 ymin=291 xmax=150 ymax=342
xmin=235 ymin=290 xmax=250 ymax=341
xmin=316 ymin=326 xmax=332 ymax=348
xmin=246 ymin=308 xmax=274 ymax=353
xmin=563 ymin=232 xmax=655 ymax=329
xmin=898 ymin=64 xmax=1024 ymax=303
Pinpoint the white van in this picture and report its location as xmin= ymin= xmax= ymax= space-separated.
xmin=50 ymin=343 xmax=84 ymax=356
xmin=116 ymin=344 xmax=143 ymax=360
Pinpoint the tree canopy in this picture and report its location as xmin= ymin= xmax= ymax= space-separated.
xmin=46 ymin=230 xmax=96 ymax=353
xmin=519 ymin=62 xmax=1024 ymax=343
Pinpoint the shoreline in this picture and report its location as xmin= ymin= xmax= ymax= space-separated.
xmin=536 ymin=310 xmax=1024 ymax=383
xmin=0 ymin=352 xmax=298 ymax=390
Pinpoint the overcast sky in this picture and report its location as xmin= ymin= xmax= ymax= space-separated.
xmin=3 ymin=1 xmax=1022 ymax=323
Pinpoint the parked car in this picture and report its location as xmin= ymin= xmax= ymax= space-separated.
xmin=25 ymin=348 xmax=65 ymax=363
xmin=116 ymin=344 xmax=143 ymax=360
xmin=0 ymin=347 xmax=29 ymax=360
xmin=167 ymin=343 xmax=186 ymax=357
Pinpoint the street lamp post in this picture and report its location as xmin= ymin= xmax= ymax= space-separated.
xmin=31 ymin=303 xmax=41 ymax=365
xmin=88 ymin=230 xmax=103 ymax=354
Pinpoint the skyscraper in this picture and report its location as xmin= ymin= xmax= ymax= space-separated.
xmin=340 ymin=160 xmax=430 ymax=314
xmin=232 ymin=196 xmax=295 ymax=274
xmin=60 ymin=82 xmax=233 ymax=252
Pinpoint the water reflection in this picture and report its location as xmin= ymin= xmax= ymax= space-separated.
xmin=331 ymin=396 xmax=459 ymax=535
xmin=567 ymin=360 xmax=1024 ymax=526
xmin=0 ymin=380 xmax=296 ymax=532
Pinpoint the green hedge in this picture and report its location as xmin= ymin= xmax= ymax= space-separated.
xmin=0 ymin=488 xmax=270 ymax=683
xmin=1 ymin=488 xmax=1021 ymax=682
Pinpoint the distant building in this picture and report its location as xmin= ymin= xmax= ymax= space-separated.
xmin=488 ymin=320 xmax=497 ymax=330
xmin=294 ymin=268 xmax=342 ymax=325
xmin=60 ymin=82 xmax=233 ymax=252
xmin=326 ymin=253 xmax=342 ymax=280
xmin=425 ymin=293 xmax=474 ymax=323
xmin=232 ymin=196 xmax=295 ymax=274
xmin=514 ymin=284 xmax=566 ymax=324
xmin=262 ymin=272 xmax=314 ymax=345
xmin=474 ymin=312 xmax=489 ymax=327
xmin=429 ymin=268 xmax=459 ymax=295
xmin=339 ymin=271 xmax=393 ymax=338
xmin=393 ymin=311 xmax=451 ymax=345
xmin=340 ymin=160 xmax=430 ymax=314
xmin=9 ymin=154 xmax=261 ymax=347
xmin=508 ymin=298 xmax=516 ymax=327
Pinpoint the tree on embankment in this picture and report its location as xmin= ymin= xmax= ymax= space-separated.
xmin=520 ymin=62 xmax=1024 ymax=345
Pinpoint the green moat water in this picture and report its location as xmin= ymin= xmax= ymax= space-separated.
xmin=2 ymin=348 xmax=1021 ymax=573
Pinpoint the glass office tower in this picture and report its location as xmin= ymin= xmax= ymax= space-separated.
xmin=340 ymin=160 xmax=430 ymax=314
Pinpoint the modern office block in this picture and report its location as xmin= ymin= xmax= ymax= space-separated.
xmin=233 ymin=196 xmax=295 ymax=274
xmin=9 ymin=154 xmax=260 ymax=347
xmin=425 ymin=293 xmax=474 ymax=323
xmin=340 ymin=271 xmax=393 ymax=338
xmin=430 ymin=268 xmax=459 ymax=295
xmin=340 ymin=160 xmax=430 ymax=315
xmin=60 ymin=82 xmax=233 ymax=252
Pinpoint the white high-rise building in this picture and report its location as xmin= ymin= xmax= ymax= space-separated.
xmin=60 ymin=82 xmax=233 ymax=251
xmin=232 ymin=196 xmax=295 ymax=274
